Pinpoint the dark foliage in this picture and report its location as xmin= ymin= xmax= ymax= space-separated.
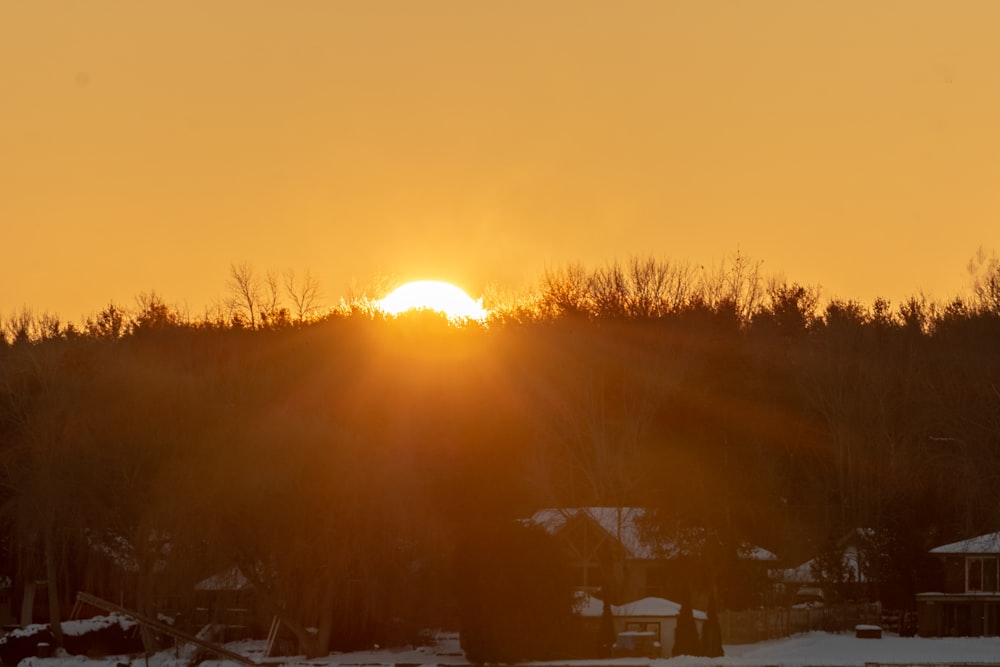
xmin=456 ymin=522 xmax=576 ymax=664
xmin=672 ymin=587 xmax=700 ymax=657
xmin=597 ymin=594 xmax=615 ymax=658
xmin=701 ymin=596 xmax=724 ymax=658
xmin=2 ymin=255 xmax=1000 ymax=654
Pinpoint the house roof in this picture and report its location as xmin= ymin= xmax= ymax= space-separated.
xmin=576 ymin=593 xmax=707 ymax=620
xmin=529 ymin=507 xmax=778 ymax=562
xmin=195 ymin=567 xmax=252 ymax=591
xmin=782 ymin=545 xmax=865 ymax=584
xmin=742 ymin=544 xmax=779 ymax=561
xmin=530 ymin=507 xmax=654 ymax=559
xmin=931 ymin=531 xmax=1000 ymax=554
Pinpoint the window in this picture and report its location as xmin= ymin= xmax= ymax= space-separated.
xmin=624 ymin=623 xmax=660 ymax=642
xmin=967 ymin=557 xmax=999 ymax=592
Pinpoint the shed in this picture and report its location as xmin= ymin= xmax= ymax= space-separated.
xmin=576 ymin=594 xmax=705 ymax=657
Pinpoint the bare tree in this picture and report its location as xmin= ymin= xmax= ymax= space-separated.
xmin=284 ymin=269 xmax=323 ymax=322
xmin=4 ymin=307 xmax=64 ymax=344
xmin=696 ymin=251 xmax=766 ymax=322
xmin=342 ymin=273 xmax=397 ymax=316
xmin=260 ymin=269 xmax=285 ymax=325
xmin=226 ymin=262 xmax=262 ymax=328
xmin=968 ymin=247 xmax=1000 ymax=314
xmin=587 ymin=257 xmax=698 ymax=318
xmin=537 ymin=263 xmax=592 ymax=318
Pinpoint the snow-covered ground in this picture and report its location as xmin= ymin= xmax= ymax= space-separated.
xmin=15 ymin=630 xmax=1000 ymax=667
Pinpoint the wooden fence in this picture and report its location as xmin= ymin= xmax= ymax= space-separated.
xmin=720 ymin=603 xmax=886 ymax=644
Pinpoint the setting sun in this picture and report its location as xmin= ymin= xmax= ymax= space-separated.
xmin=379 ymin=281 xmax=488 ymax=321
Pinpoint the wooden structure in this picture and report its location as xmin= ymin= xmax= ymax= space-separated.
xmin=73 ymin=592 xmax=261 ymax=665
xmin=918 ymin=531 xmax=1000 ymax=637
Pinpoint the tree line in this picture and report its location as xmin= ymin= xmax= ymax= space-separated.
xmin=0 ymin=252 xmax=999 ymax=660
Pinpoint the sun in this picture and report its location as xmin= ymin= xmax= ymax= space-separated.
xmin=379 ymin=281 xmax=488 ymax=321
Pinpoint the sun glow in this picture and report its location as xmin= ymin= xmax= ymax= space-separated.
xmin=379 ymin=281 xmax=488 ymax=321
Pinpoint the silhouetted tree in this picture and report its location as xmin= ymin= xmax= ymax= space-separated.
xmin=597 ymin=591 xmax=615 ymax=658
xmin=457 ymin=522 xmax=575 ymax=664
xmin=226 ymin=262 xmax=262 ymax=328
xmin=672 ymin=586 xmax=700 ymax=657
xmin=284 ymin=269 xmax=323 ymax=322
xmin=701 ymin=596 xmax=723 ymax=657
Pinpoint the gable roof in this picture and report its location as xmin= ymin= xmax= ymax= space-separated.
xmin=930 ymin=531 xmax=1000 ymax=554
xmin=529 ymin=507 xmax=654 ymax=558
xmin=782 ymin=545 xmax=866 ymax=583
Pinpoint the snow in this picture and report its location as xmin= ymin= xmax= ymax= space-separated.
xmin=737 ymin=546 xmax=778 ymax=562
xmin=17 ymin=631 xmax=1000 ymax=667
xmin=6 ymin=615 xmax=136 ymax=639
xmin=195 ymin=567 xmax=252 ymax=591
xmin=576 ymin=594 xmax=707 ymax=621
xmin=530 ymin=508 xmax=655 ymax=559
xmin=529 ymin=509 xmax=776 ymax=562
xmin=930 ymin=530 xmax=1000 ymax=554
xmin=782 ymin=546 xmax=865 ymax=584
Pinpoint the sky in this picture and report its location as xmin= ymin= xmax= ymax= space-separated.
xmin=3 ymin=1 xmax=999 ymax=322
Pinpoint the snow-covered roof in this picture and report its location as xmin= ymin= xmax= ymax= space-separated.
xmin=783 ymin=559 xmax=815 ymax=584
xmin=530 ymin=507 xmax=777 ymax=562
xmin=740 ymin=544 xmax=779 ymax=561
xmin=782 ymin=545 xmax=865 ymax=584
xmin=931 ymin=531 xmax=1000 ymax=554
xmin=530 ymin=507 xmax=655 ymax=559
xmin=619 ymin=596 xmax=707 ymax=620
xmin=575 ymin=593 xmax=706 ymax=620
xmin=195 ymin=567 xmax=252 ymax=591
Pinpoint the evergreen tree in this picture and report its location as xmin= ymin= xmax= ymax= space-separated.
xmin=701 ymin=596 xmax=724 ymax=658
xmin=672 ymin=586 xmax=700 ymax=657
xmin=597 ymin=591 xmax=615 ymax=658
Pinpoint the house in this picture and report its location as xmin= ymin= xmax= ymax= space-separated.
xmin=527 ymin=507 xmax=777 ymax=608
xmin=528 ymin=508 xmax=654 ymax=603
xmin=575 ymin=593 xmax=705 ymax=657
xmin=778 ymin=528 xmax=891 ymax=605
xmin=917 ymin=531 xmax=1000 ymax=637
xmin=781 ymin=544 xmax=866 ymax=602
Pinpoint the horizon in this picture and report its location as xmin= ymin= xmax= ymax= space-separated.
xmin=0 ymin=250 xmax=993 ymax=327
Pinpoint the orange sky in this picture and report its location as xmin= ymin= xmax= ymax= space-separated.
xmin=2 ymin=1 xmax=999 ymax=321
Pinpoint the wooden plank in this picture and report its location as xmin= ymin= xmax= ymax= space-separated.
xmin=75 ymin=592 xmax=261 ymax=666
